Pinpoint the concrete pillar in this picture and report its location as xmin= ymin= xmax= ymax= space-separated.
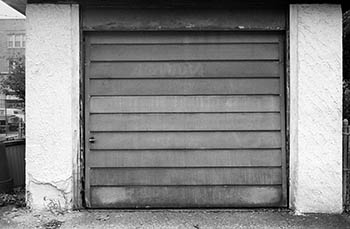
xmin=26 ymin=4 xmax=80 ymax=211
xmin=289 ymin=4 xmax=343 ymax=213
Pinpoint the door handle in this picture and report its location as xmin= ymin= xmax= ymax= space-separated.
xmin=89 ymin=137 xmax=96 ymax=143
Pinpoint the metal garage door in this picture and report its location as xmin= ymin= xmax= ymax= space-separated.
xmin=84 ymin=31 xmax=286 ymax=208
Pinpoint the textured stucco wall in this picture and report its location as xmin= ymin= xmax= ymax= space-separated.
xmin=26 ymin=4 xmax=80 ymax=211
xmin=289 ymin=4 xmax=343 ymax=213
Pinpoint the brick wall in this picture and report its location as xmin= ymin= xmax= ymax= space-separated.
xmin=0 ymin=19 xmax=25 ymax=74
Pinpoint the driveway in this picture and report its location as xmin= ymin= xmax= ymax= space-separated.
xmin=1 ymin=206 xmax=350 ymax=229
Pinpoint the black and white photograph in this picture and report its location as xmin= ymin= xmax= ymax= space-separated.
xmin=0 ymin=0 xmax=350 ymax=228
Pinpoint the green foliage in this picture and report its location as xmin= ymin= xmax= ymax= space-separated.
xmin=1 ymin=56 xmax=25 ymax=101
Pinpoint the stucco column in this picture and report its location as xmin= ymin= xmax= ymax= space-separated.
xmin=289 ymin=4 xmax=342 ymax=213
xmin=26 ymin=4 xmax=80 ymax=211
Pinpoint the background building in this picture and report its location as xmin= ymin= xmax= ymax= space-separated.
xmin=0 ymin=0 xmax=25 ymax=140
xmin=0 ymin=0 xmax=25 ymax=75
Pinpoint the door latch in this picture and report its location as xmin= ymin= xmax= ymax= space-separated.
xmin=89 ymin=137 xmax=96 ymax=143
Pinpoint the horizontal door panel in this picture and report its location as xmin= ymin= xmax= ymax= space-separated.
xmin=90 ymin=132 xmax=281 ymax=150
xmin=90 ymin=78 xmax=280 ymax=96
xmin=89 ymin=61 xmax=280 ymax=78
xmin=91 ymin=167 xmax=282 ymax=185
xmin=91 ymin=186 xmax=283 ymax=208
xmin=88 ymin=149 xmax=282 ymax=168
xmin=88 ymin=32 xmax=280 ymax=44
xmin=90 ymin=43 xmax=279 ymax=61
xmin=85 ymin=30 xmax=286 ymax=208
xmin=90 ymin=96 xmax=280 ymax=113
xmin=90 ymin=113 xmax=281 ymax=131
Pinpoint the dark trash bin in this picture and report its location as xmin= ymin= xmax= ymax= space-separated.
xmin=0 ymin=142 xmax=13 ymax=193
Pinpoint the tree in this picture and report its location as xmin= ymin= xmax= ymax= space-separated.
xmin=1 ymin=56 xmax=25 ymax=102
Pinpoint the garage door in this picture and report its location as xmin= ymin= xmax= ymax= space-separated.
xmin=84 ymin=31 xmax=286 ymax=208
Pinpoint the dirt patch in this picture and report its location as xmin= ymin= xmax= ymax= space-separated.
xmin=42 ymin=219 xmax=64 ymax=229
xmin=0 ymin=188 xmax=25 ymax=208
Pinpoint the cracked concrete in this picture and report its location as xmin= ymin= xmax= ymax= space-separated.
xmin=26 ymin=175 xmax=72 ymax=212
xmin=1 ymin=208 xmax=350 ymax=229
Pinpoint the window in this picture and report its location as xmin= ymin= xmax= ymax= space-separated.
xmin=7 ymin=35 xmax=13 ymax=48
xmin=15 ymin=35 xmax=21 ymax=48
xmin=8 ymin=34 xmax=25 ymax=48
